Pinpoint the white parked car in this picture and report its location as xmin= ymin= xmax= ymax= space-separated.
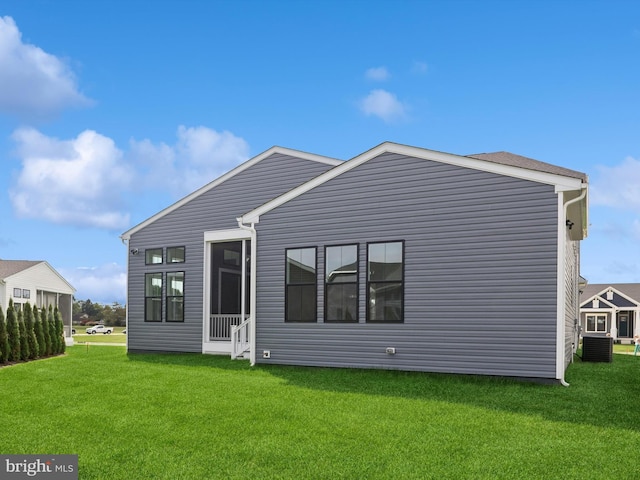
xmin=85 ymin=325 xmax=113 ymax=335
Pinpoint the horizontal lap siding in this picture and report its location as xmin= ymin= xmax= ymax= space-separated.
xmin=564 ymin=235 xmax=579 ymax=369
xmin=255 ymin=153 xmax=559 ymax=378
xmin=126 ymin=154 xmax=337 ymax=352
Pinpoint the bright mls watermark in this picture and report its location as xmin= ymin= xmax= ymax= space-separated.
xmin=1 ymin=455 xmax=77 ymax=479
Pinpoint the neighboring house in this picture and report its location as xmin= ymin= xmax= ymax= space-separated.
xmin=0 ymin=259 xmax=76 ymax=345
xmin=121 ymin=142 xmax=588 ymax=384
xmin=579 ymin=283 xmax=640 ymax=342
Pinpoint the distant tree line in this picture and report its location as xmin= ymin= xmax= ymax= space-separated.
xmin=73 ymin=299 xmax=126 ymax=327
xmin=0 ymin=300 xmax=65 ymax=366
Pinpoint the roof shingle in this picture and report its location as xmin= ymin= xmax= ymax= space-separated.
xmin=467 ymin=151 xmax=587 ymax=181
xmin=0 ymin=260 xmax=43 ymax=280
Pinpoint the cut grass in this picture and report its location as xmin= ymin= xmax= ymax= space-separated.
xmin=1 ymin=347 xmax=639 ymax=479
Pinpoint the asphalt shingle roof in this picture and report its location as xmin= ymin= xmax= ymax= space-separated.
xmin=0 ymin=260 xmax=43 ymax=280
xmin=467 ymin=151 xmax=588 ymax=181
xmin=580 ymin=283 xmax=640 ymax=305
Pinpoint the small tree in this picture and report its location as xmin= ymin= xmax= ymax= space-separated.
xmin=48 ymin=306 xmax=59 ymax=355
xmin=33 ymin=307 xmax=45 ymax=358
xmin=41 ymin=306 xmax=52 ymax=356
xmin=54 ymin=307 xmax=66 ymax=354
xmin=6 ymin=300 xmax=21 ymax=362
xmin=0 ymin=306 xmax=8 ymax=364
xmin=18 ymin=309 xmax=30 ymax=361
xmin=23 ymin=303 xmax=39 ymax=360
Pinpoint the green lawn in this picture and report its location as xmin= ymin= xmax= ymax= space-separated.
xmin=1 ymin=347 xmax=638 ymax=479
xmin=73 ymin=326 xmax=126 ymax=345
xmin=613 ymin=342 xmax=637 ymax=355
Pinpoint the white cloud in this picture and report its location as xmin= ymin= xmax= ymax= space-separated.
xmin=359 ymin=89 xmax=407 ymax=123
xmin=412 ymin=61 xmax=428 ymax=74
xmin=0 ymin=16 xmax=91 ymax=119
xmin=59 ymin=263 xmax=126 ymax=304
xmin=10 ymin=127 xmax=133 ymax=230
xmin=590 ymin=156 xmax=640 ymax=211
xmin=633 ymin=219 xmax=640 ymax=240
xmin=130 ymin=125 xmax=250 ymax=197
xmin=365 ymin=66 xmax=390 ymax=81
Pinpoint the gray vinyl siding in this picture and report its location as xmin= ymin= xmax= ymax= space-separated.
xmin=126 ymin=153 xmax=337 ymax=353
xmin=564 ymin=234 xmax=580 ymax=370
xmin=255 ymin=152 xmax=560 ymax=379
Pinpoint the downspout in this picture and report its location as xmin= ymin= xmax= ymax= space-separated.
xmin=559 ymin=185 xmax=588 ymax=387
xmin=563 ymin=186 xmax=587 ymax=223
xmin=237 ymin=218 xmax=257 ymax=366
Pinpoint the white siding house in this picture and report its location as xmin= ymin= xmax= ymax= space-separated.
xmin=0 ymin=260 xmax=76 ymax=344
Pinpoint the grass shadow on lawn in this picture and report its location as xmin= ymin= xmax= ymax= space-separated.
xmin=266 ymin=354 xmax=640 ymax=433
xmin=125 ymin=349 xmax=640 ymax=433
xmin=126 ymin=350 xmax=254 ymax=370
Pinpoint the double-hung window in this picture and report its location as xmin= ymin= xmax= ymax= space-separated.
xmin=145 ymin=273 xmax=163 ymax=322
xmin=166 ymin=272 xmax=185 ymax=322
xmin=586 ymin=314 xmax=607 ymax=333
xmin=325 ymin=245 xmax=358 ymax=322
xmin=367 ymin=241 xmax=404 ymax=323
xmin=285 ymin=247 xmax=317 ymax=322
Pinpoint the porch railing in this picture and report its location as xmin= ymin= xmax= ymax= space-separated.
xmin=208 ymin=314 xmax=248 ymax=341
xmin=231 ymin=316 xmax=251 ymax=359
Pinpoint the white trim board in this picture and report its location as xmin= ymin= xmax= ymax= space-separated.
xmin=121 ymin=146 xmax=341 ymax=240
xmin=243 ymin=141 xmax=586 ymax=224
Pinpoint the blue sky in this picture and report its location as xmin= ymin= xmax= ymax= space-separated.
xmin=1 ymin=0 xmax=639 ymax=304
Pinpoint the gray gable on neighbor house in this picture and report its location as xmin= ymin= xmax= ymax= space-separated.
xmin=580 ymin=283 xmax=640 ymax=307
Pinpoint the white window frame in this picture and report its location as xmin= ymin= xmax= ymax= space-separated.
xmin=585 ymin=314 xmax=607 ymax=333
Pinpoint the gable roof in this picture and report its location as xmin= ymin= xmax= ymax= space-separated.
xmin=0 ymin=260 xmax=42 ymax=280
xmin=242 ymin=141 xmax=588 ymax=224
xmin=0 ymin=259 xmax=76 ymax=292
xmin=120 ymin=146 xmax=341 ymax=240
xmin=466 ymin=152 xmax=588 ymax=181
xmin=580 ymin=283 xmax=640 ymax=307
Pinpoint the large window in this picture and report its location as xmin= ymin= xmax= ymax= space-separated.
xmin=586 ymin=314 xmax=607 ymax=333
xmin=325 ymin=245 xmax=358 ymax=322
xmin=285 ymin=247 xmax=317 ymax=322
xmin=367 ymin=241 xmax=404 ymax=323
xmin=166 ymin=272 xmax=185 ymax=322
xmin=145 ymin=273 xmax=163 ymax=322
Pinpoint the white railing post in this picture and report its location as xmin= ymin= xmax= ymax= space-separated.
xmin=231 ymin=316 xmax=251 ymax=359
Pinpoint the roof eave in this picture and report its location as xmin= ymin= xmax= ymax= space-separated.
xmin=121 ymin=146 xmax=341 ymax=240
xmin=243 ymin=141 xmax=589 ymax=224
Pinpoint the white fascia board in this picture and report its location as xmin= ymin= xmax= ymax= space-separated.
xmin=392 ymin=143 xmax=585 ymax=191
xmin=121 ymin=146 xmax=341 ymax=240
xmin=243 ymin=142 xmax=586 ymax=223
xmin=204 ymin=228 xmax=251 ymax=242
